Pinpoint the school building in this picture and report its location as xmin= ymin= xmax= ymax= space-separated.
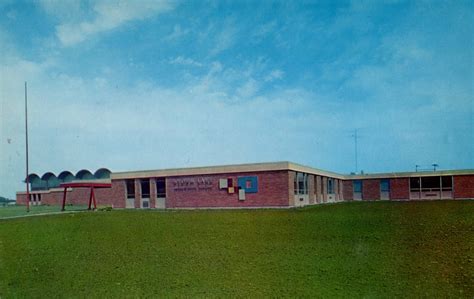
xmin=16 ymin=162 xmax=474 ymax=208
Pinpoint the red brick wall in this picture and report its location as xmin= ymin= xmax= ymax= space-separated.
xmin=362 ymin=179 xmax=380 ymax=200
xmin=288 ymin=171 xmax=295 ymax=206
xmin=390 ymin=178 xmax=409 ymax=200
xmin=308 ymin=174 xmax=315 ymax=204
xmin=16 ymin=180 xmax=126 ymax=208
xmin=322 ymin=177 xmax=328 ymax=203
xmin=167 ymin=170 xmax=290 ymax=208
xmin=454 ymin=175 xmax=474 ymax=199
xmin=315 ymin=176 xmax=323 ymax=203
xmin=342 ymin=180 xmax=353 ymax=200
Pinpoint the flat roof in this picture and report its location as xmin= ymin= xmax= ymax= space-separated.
xmin=111 ymin=161 xmax=474 ymax=180
xmin=347 ymin=169 xmax=474 ymax=179
xmin=111 ymin=161 xmax=346 ymax=180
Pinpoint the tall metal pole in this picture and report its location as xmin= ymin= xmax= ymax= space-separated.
xmin=354 ymin=129 xmax=358 ymax=174
xmin=25 ymin=82 xmax=30 ymax=212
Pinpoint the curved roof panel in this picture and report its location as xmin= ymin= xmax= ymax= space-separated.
xmin=41 ymin=172 xmax=56 ymax=180
xmin=94 ymin=168 xmax=111 ymax=179
xmin=76 ymin=169 xmax=94 ymax=180
xmin=58 ymin=171 xmax=75 ymax=181
xmin=26 ymin=173 xmax=41 ymax=181
xmin=41 ymin=172 xmax=60 ymax=188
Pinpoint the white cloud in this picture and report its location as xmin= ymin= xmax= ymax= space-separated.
xmin=210 ymin=20 xmax=238 ymax=56
xmin=252 ymin=21 xmax=277 ymax=40
xmin=163 ymin=24 xmax=189 ymax=41
xmin=168 ymin=56 xmax=202 ymax=67
xmin=236 ymin=78 xmax=259 ymax=98
xmin=264 ymin=69 xmax=284 ymax=82
xmin=0 ymin=53 xmax=344 ymax=198
xmin=49 ymin=0 xmax=175 ymax=46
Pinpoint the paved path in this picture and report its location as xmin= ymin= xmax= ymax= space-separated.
xmin=0 ymin=210 xmax=87 ymax=220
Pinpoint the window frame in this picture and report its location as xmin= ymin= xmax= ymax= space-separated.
xmin=327 ymin=178 xmax=334 ymax=194
xmin=156 ymin=178 xmax=166 ymax=198
xmin=126 ymin=179 xmax=135 ymax=199
xmin=294 ymin=172 xmax=308 ymax=195
xmin=380 ymin=179 xmax=390 ymax=192
xmin=140 ymin=179 xmax=150 ymax=198
xmin=353 ymin=180 xmax=362 ymax=193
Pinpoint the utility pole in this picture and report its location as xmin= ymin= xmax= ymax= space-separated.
xmin=25 ymin=82 xmax=30 ymax=212
xmin=352 ymin=129 xmax=358 ymax=174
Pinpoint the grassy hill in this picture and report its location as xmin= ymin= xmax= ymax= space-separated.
xmin=0 ymin=201 xmax=473 ymax=298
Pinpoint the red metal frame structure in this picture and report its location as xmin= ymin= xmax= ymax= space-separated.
xmin=60 ymin=182 xmax=112 ymax=211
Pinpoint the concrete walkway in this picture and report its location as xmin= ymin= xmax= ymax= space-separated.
xmin=0 ymin=209 xmax=87 ymax=220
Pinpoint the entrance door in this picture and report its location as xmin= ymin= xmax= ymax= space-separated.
xmin=155 ymin=178 xmax=166 ymax=209
xmin=125 ymin=179 xmax=136 ymax=208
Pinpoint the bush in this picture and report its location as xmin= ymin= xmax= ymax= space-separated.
xmin=97 ymin=206 xmax=113 ymax=212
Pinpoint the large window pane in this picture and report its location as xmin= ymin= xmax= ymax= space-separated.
xmin=421 ymin=176 xmax=440 ymax=191
xmin=410 ymin=177 xmax=420 ymax=191
xmin=295 ymin=172 xmax=308 ymax=194
xmin=353 ymin=180 xmax=362 ymax=193
xmin=327 ymin=178 xmax=334 ymax=194
xmin=441 ymin=176 xmax=452 ymax=190
xmin=126 ymin=179 xmax=135 ymax=199
xmin=141 ymin=179 xmax=150 ymax=198
xmin=380 ymin=179 xmax=390 ymax=192
xmin=156 ymin=178 xmax=166 ymax=197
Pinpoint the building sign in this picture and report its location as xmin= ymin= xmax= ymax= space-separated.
xmin=172 ymin=177 xmax=213 ymax=192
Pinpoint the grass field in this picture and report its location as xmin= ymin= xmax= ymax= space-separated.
xmin=0 ymin=201 xmax=473 ymax=298
xmin=0 ymin=205 xmax=88 ymax=219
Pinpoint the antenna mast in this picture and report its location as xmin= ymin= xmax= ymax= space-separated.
xmin=353 ymin=129 xmax=358 ymax=173
xmin=25 ymin=82 xmax=30 ymax=212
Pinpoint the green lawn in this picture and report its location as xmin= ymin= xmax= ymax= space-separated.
xmin=0 ymin=205 xmax=88 ymax=219
xmin=0 ymin=201 xmax=473 ymax=298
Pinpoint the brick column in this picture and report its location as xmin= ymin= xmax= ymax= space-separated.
xmin=308 ymin=174 xmax=315 ymax=204
xmin=343 ymin=180 xmax=353 ymax=200
xmin=150 ymin=178 xmax=156 ymax=208
xmin=288 ymin=171 xmax=295 ymax=207
xmin=315 ymin=176 xmax=321 ymax=203
xmin=339 ymin=180 xmax=344 ymax=201
xmin=322 ymin=177 xmax=328 ymax=203
xmin=134 ymin=179 xmax=140 ymax=208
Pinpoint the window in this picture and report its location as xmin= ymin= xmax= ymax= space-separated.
xmin=140 ymin=179 xmax=150 ymax=198
xmin=441 ymin=176 xmax=452 ymax=191
xmin=327 ymin=178 xmax=334 ymax=194
xmin=421 ymin=176 xmax=440 ymax=191
xmin=410 ymin=177 xmax=420 ymax=192
xmin=37 ymin=194 xmax=41 ymax=202
xmin=156 ymin=178 xmax=166 ymax=198
xmin=353 ymin=180 xmax=362 ymax=193
xmin=380 ymin=179 xmax=390 ymax=192
xmin=142 ymin=201 xmax=149 ymax=208
xmin=126 ymin=179 xmax=135 ymax=199
xmin=294 ymin=172 xmax=308 ymax=194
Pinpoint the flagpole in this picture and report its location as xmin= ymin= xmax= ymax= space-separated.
xmin=25 ymin=82 xmax=30 ymax=212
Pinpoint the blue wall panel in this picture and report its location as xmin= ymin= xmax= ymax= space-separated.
xmin=237 ymin=176 xmax=258 ymax=193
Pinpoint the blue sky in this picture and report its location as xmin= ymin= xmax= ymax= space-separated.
xmin=1 ymin=0 xmax=473 ymax=198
